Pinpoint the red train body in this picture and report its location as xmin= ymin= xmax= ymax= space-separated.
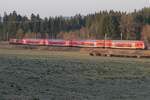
xmin=48 ymin=40 xmax=70 ymax=46
xmin=111 ymin=40 xmax=145 ymax=49
xmin=9 ymin=39 xmax=145 ymax=49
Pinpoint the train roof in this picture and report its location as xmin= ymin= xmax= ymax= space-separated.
xmin=112 ymin=40 xmax=143 ymax=42
xmin=21 ymin=39 xmax=144 ymax=42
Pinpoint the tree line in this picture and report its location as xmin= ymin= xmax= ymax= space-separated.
xmin=0 ymin=7 xmax=150 ymax=43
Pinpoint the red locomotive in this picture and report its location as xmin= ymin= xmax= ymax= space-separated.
xmin=9 ymin=39 xmax=145 ymax=49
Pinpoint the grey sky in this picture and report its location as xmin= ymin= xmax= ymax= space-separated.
xmin=0 ymin=0 xmax=149 ymax=18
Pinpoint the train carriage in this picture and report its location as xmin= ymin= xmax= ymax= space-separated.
xmin=23 ymin=39 xmax=46 ymax=45
xmin=111 ymin=40 xmax=145 ymax=49
xmin=9 ymin=38 xmax=146 ymax=49
xmin=70 ymin=40 xmax=80 ymax=47
xmin=76 ymin=40 xmax=97 ymax=47
xmin=9 ymin=39 xmax=24 ymax=44
xmin=96 ymin=40 xmax=112 ymax=48
xmin=47 ymin=39 xmax=70 ymax=46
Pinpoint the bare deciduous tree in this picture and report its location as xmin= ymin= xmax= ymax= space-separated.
xmin=142 ymin=24 xmax=150 ymax=44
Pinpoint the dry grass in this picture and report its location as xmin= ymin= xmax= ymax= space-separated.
xmin=0 ymin=49 xmax=150 ymax=100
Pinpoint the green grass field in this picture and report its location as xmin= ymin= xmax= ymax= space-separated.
xmin=0 ymin=49 xmax=150 ymax=100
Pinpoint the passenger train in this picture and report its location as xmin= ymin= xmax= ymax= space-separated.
xmin=9 ymin=39 xmax=145 ymax=49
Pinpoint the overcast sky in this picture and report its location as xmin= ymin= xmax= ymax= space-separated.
xmin=0 ymin=0 xmax=149 ymax=18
